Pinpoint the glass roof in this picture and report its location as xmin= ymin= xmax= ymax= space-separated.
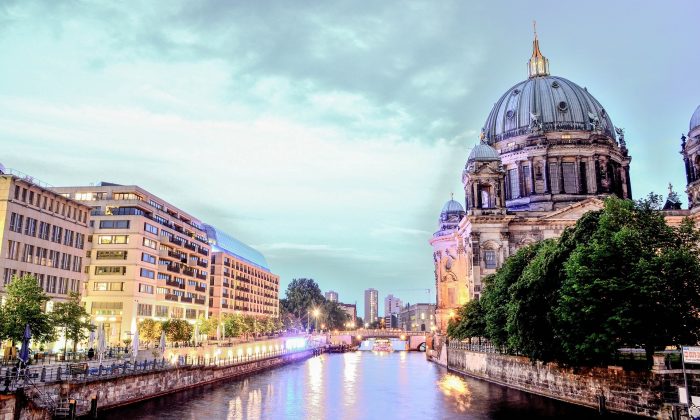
xmin=203 ymin=224 xmax=270 ymax=272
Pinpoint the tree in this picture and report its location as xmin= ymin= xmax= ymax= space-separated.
xmin=356 ymin=317 xmax=364 ymax=328
xmin=1 ymin=274 xmax=54 ymax=346
xmin=556 ymin=195 xmax=700 ymax=366
xmin=139 ymin=319 xmax=162 ymax=345
xmin=222 ymin=314 xmax=246 ymax=338
xmin=283 ymin=278 xmax=325 ymax=328
xmin=322 ymin=301 xmax=349 ymax=330
xmin=480 ymin=243 xmax=542 ymax=350
xmin=52 ymin=292 xmax=94 ymax=355
xmin=161 ymin=319 xmax=192 ymax=343
xmin=279 ymin=301 xmax=302 ymax=331
xmin=447 ymin=299 xmax=485 ymax=342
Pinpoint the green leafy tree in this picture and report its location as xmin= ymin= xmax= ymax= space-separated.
xmin=1 ymin=274 xmax=55 ymax=346
xmin=556 ymin=195 xmax=700 ymax=366
xmin=480 ymin=243 xmax=542 ymax=350
xmin=282 ymin=278 xmax=325 ymax=328
xmin=52 ymin=292 xmax=94 ymax=355
xmin=279 ymin=301 xmax=302 ymax=331
xmin=447 ymin=299 xmax=486 ymax=342
xmin=322 ymin=301 xmax=349 ymax=330
xmin=222 ymin=314 xmax=246 ymax=338
xmin=139 ymin=319 xmax=162 ymax=344
xmin=161 ymin=319 xmax=193 ymax=343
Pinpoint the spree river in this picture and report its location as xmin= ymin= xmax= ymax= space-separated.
xmin=103 ymin=352 xmax=632 ymax=419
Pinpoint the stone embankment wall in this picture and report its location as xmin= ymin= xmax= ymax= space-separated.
xmin=21 ymin=349 xmax=315 ymax=418
xmin=446 ymin=347 xmax=699 ymax=419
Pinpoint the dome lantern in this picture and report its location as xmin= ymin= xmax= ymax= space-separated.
xmin=528 ymin=21 xmax=549 ymax=78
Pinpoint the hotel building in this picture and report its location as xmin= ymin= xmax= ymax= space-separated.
xmin=0 ymin=168 xmax=90 ymax=307
xmin=205 ymin=224 xmax=279 ymax=318
xmin=52 ymin=183 xmax=211 ymax=344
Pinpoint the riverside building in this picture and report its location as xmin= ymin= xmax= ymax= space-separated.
xmin=52 ymin=183 xmax=211 ymax=345
xmin=0 ymin=166 xmax=90 ymax=307
xmin=205 ymin=224 xmax=279 ymax=319
xmin=398 ymin=303 xmax=436 ymax=332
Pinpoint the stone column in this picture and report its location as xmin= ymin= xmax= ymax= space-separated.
xmin=558 ymin=157 xmax=565 ymax=194
xmin=574 ymin=156 xmax=581 ymax=193
xmin=544 ymin=159 xmax=550 ymax=194
xmin=620 ymin=166 xmax=629 ymax=198
xmin=588 ymin=156 xmax=597 ymax=194
xmin=528 ymin=157 xmax=535 ymax=195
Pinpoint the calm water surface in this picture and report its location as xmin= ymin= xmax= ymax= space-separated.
xmin=103 ymin=352 xmax=635 ymax=419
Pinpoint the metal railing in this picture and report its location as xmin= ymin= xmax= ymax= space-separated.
xmin=2 ymin=345 xmax=318 ymax=392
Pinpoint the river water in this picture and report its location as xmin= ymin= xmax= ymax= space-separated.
xmin=103 ymin=351 xmax=635 ymax=419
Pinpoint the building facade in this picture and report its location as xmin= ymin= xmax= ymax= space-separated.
xmin=430 ymin=33 xmax=634 ymax=333
xmin=339 ymin=302 xmax=356 ymax=325
xmin=205 ymin=224 xmax=279 ymax=319
xmin=398 ymin=303 xmax=436 ymax=332
xmin=0 ymin=168 xmax=90 ymax=307
xmin=383 ymin=294 xmax=402 ymax=317
xmin=325 ymin=290 xmax=338 ymax=303
xmin=52 ymin=183 xmax=211 ymax=344
xmin=364 ymin=288 xmax=378 ymax=326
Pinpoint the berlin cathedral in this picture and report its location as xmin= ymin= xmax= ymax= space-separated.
xmin=430 ymin=31 xmax=700 ymax=333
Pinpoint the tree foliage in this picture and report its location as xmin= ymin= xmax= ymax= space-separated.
xmin=161 ymin=319 xmax=193 ymax=343
xmin=447 ymin=195 xmax=700 ymax=367
xmin=1 ymin=274 xmax=55 ymax=345
xmin=282 ymin=278 xmax=325 ymax=328
xmin=52 ymin=292 xmax=94 ymax=353
xmin=322 ymin=301 xmax=350 ymax=330
xmin=139 ymin=318 xmax=162 ymax=344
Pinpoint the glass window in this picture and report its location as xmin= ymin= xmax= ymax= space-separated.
xmin=144 ymin=223 xmax=159 ymax=235
xmin=98 ymin=235 xmax=128 ymax=244
xmin=155 ymin=305 xmax=168 ymax=317
xmin=96 ymin=250 xmax=127 ymax=260
xmin=139 ymin=283 xmax=154 ymax=294
xmin=508 ymin=168 xmax=519 ymax=199
xmin=562 ymin=162 xmax=577 ymax=194
xmin=141 ymin=252 xmax=156 ymax=264
xmin=137 ymin=303 xmax=152 ymax=317
xmin=140 ymin=268 xmax=155 ymax=279
xmin=143 ymin=238 xmax=157 ymax=249
xmin=95 ymin=266 xmax=126 ymax=275
xmin=99 ymin=220 xmax=130 ymax=229
xmin=484 ymin=250 xmax=497 ymax=269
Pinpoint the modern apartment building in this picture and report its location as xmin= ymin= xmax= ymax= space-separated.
xmin=383 ymin=294 xmax=402 ymax=317
xmin=52 ymin=183 xmax=211 ymax=345
xmin=364 ymin=288 xmax=378 ymax=326
xmin=324 ymin=290 xmax=338 ymax=302
xmin=205 ymin=224 xmax=279 ymax=318
xmin=398 ymin=303 xmax=436 ymax=332
xmin=0 ymin=168 xmax=90 ymax=306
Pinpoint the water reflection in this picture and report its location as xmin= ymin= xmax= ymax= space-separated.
xmin=438 ymin=373 xmax=472 ymax=412
xmin=103 ymin=352 xmax=637 ymax=420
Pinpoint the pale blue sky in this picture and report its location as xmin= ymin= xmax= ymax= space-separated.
xmin=1 ymin=1 xmax=698 ymax=316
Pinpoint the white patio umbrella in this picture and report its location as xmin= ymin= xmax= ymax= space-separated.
xmin=194 ymin=323 xmax=199 ymax=346
xmin=97 ymin=327 xmax=106 ymax=364
xmin=87 ymin=323 xmax=96 ymax=350
xmin=216 ymin=323 xmax=221 ymax=341
xmin=131 ymin=329 xmax=139 ymax=362
xmin=159 ymin=330 xmax=166 ymax=354
xmin=222 ymin=322 xmax=226 ymax=341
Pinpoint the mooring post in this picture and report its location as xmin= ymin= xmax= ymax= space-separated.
xmin=597 ymin=394 xmax=606 ymax=415
xmin=68 ymin=399 xmax=76 ymax=419
xmin=90 ymin=395 xmax=98 ymax=418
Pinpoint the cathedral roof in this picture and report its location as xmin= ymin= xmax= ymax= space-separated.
xmin=467 ymin=143 xmax=501 ymax=162
xmin=441 ymin=199 xmax=464 ymax=215
xmin=481 ymin=32 xmax=615 ymax=144
xmin=691 ymin=104 xmax=700 ymax=133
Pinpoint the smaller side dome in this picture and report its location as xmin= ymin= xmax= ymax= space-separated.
xmin=468 ymin=143 xmax=501 ymax=163
xmin=441 ymin=199 xmax=464 ymax=214
xmin=690 ymin=105 xmax=700 ymax=133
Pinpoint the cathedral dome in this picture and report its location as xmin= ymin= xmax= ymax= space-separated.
xmin=467 ymin=143 xmax=501 ymax=162
xmin=482 ymin=75 xmax=615 ymax=144
xmin=691 ymin=105 xmax=700 ymax=133
xmin=441 ymin=199 xmax=464 ymax=215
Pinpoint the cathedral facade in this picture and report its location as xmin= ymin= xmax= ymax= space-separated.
xmin=430 ymin=31 xmax=697 ymax=333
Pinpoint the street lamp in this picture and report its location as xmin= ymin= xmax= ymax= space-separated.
xmin=312 ymin=309 xmax=320 ymax=332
